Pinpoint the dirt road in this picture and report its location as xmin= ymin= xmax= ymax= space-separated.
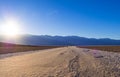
xmin=0 ymin=46 xmax=120 ymax=77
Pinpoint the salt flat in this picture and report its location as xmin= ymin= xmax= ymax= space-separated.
xmin=0 ymin=46 xmax=120 ymax=77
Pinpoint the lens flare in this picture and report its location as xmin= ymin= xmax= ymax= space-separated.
xmin=0 ymin=18 xmax=21 ymax=38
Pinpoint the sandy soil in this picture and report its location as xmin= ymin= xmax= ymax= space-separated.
xmin=0 ymin=46 xmax=120 ymax=77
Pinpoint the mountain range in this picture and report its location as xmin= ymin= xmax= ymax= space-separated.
xmin=0 ymin=35 xmax=120 ymax=46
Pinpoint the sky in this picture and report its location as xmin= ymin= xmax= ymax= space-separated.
xmin=0 ymin=0 xmax=120 ymax=39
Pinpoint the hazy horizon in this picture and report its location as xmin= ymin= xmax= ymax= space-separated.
xmin=1 ymin=34 xmax=120 ymax=40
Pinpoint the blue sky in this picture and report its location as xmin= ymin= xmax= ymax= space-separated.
xmin=0 ymin=0 xmax=120 ymax=39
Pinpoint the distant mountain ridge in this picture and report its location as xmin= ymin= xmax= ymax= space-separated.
xmin=0 ymin=35 xmax=120 ymax=46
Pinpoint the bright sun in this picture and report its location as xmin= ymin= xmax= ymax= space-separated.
xmin=0 ymin=18 xmax=21 ymax=38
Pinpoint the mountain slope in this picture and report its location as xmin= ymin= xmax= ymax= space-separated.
xmin=0 ymin=35 xmax=120 ymax=46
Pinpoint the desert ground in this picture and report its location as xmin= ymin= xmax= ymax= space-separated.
xmin=0 ymin=46 xmax=120 ymax=77
xmin=79 ymin=46 xmax=120 ymax=52
xmin=0 ymin=43 xmax=59 ymax=54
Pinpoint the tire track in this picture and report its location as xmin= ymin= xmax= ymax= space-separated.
xmin=68 ymin=55 xmax=80 ymax=77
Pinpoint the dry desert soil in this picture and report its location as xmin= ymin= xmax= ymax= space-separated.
xmin=0 ymin=46 xmax=120 ymax=77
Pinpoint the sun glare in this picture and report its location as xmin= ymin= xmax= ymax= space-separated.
xmin=0 ymin=18 xmax=21 ymax=38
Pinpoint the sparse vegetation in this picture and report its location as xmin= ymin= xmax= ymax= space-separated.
xmin=79 ymin=46 xmax=120 ymax=52
xmin=0 ymin=42 xmax=60 ymax=54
